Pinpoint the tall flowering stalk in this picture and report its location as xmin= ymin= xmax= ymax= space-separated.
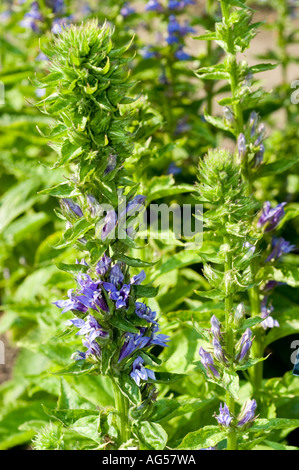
xmin=177 ymin=0 xmax=299 ymax=451
xmin=194 ymin=149 xmax=261 ymax=450
xmin=34 ymin=20 xmax=170 ymax=449
xmin=194 ymin=0 xmax=299 ymax=401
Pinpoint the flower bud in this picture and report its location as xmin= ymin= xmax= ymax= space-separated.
xmin=234 ymin=303 xmax=245 ymax=327
xmin=237 ymin=133 xmax=246 ymax=162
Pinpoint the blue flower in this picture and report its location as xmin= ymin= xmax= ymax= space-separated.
xmin=54 ymin=272 xmax=109 ymax=314
xmin=237 ymin=133 xmax=246 ymax=161
xmin=210 ymin=315 xmax=222 ymax=341
xmin=167 ymin=162 xmax=182 ymax=175
xmin=174 ymin=47 xmax=191 ymax=61
xmin=199 ymin=347 xmax=219 ymax=378
xmin=20 ymin=1 xmax=42 ymax=32
xmin=95 ymin=253 xmax=111 ymax=276
xmin=71 ymin=350 xmax=86 ymax=361
xmin=36 ymin=52 xmax=49 ymax=61
xmin=237 ymin=399 xmax=257 ymax=427
xmin=101 ymin=209 xmax=117 ymax=241
xmin=50 ymin=0 xmax=65 ymax=13
xmin=76 ymin=287 xmax=108 ymax=312
xmin=103 ymin=282 xmax=131 ymax=309
xmin=260 ymin=297 xmax=279 ymax=331
xmin=104 ymin=154 xmax=117 ymax=174
xmin=145 ymin=0 xmax=164 ymax=12
xmin=151 ymin=325 xmax=170 ymax=348
xmin=257 ymin=201 xmax=286 ymax=232
xmin=130 ymin=356 xmax=156 ymax=386
xmin=168 ymin=0 xmax=183 ymax=9
xmin=168 ymin=16 xmax=195 ymax=37
xmin=215 ymin=403 xmax=233 ymax=427
xmin=119 ymin=195 xmax=147 ymax=220
xmin=82 ymin=336 xmax=101 ymax=359
xmin=235 ymin=328 xmax=253 ymax=362
xmin=53 ymin=289 xmax=88 ymax=314
xmin=212 ymin=338 xmax=228 ymax=365
xmin=118 ymin=330 xmax=151 ymax=362
xmin=263 ymin=280 xmax=282 ymax=292
xmin=109 ymin=263 xmax=124 ymax=286
xmin=135 ymin=302 xmax=158 ymax=325
xmin=51 ymin=17 xmax=72 ymax=34
xmin=68 ymin=315 xmax=108 ymax=342
xmin=61 ymin=198 xmax=83 ymax=218
xmin=140 ymin=47 xmax=158 ymax=59
xmin=131 ymin=270 xmax=146 ymax=285
xmin=118 ymin=326 xmax=169 ymax=362
xmin=265 ymin=237 xmax=296 ymax=262
xmin=254 ymin=143 xmax=264 ymax=168
xmin=120 ymin=2 xmax=135 ymax=17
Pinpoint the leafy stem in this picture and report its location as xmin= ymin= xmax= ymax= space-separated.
xmin=113 ymin=380 xmax=131 ymax=445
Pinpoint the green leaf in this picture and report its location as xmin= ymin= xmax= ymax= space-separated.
xmin=3 ymin=212 xmax=50 ymax=245
xmin=115 ymin=376 xmax=141 ymax=406
xmin=0 ymin=179 xmax=40 ymax=232
xmin=55 ymin=141 xmax=84 ymax=168
xmin=114 ymin=253 xmax=156 ymax=268
xmin=227 ymin=0 xmax=252 ymax=9
xmin=235 ymin=355 xmax=269 ymax=371
xmin=222 ymin=370 xmax=240 ymax=399
xmin=55 ymin=218 xmax=93 ymax=248
xmin=55 ymin=262 xmax=89 ymax=275
xmin=51 ymin=360 xmax=99 ymax=376
xmin=133 ymin=284 xmax=159 ymax=298
xmin=134 ymin=421 xmax=168 ymax=450
xmin=148 ymin=372 xmax=187 ymax=384
xmin=249 ymin=63 xmax=276 ymax=74
xmin=155 ymin=250 xmax=201 ymax=278
xmin=150 ymin=397 xmax=216 ymax=423
xmin=69 ymin=415 xmax=102 ymax=444
xmin=249 ymin=418 xmax=299 ymax=433
xmin=109 ymin=314 xmax=139 ymax=334
xmin=42 ymin=405 xmax=98 ymax=427
xmin=203 ymin=110 xmax=234 ymax=134
xmin=195 ymin=289 xmax=224 ymax=300
xmin=263 ymin=264 xmax=299 ymax=288
xmin=146 ymin=175 xmax=195 ymax=204
xmin=38 ymin=182 xmax=80 ymax=198
xmin=256 ymin=156 xmax=299 ymax=178
xmin=176 ymin=425 xmax=227 ymax=450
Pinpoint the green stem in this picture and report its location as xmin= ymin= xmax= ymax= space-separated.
xmin=113 ymin=381 xmax=131 ymax=445
xmin=224 ymin=242 xmax=238 ymax=450
xmin=220 ymin=0 xmax=244 ymax=162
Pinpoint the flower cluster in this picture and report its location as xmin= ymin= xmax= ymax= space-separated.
xmin=198 ymin=313 xmax=254 ymax=380
xmin=260 ymin=297 xmax=279 ymax=330
xmin=236 ymin=111 xmax=266 ymax=168
xmin=257 ymin=200 xmax=296 ymax=324
xmin=143 ymin=0 xmax=195 ymax=61
xmin=19 ymin=0 xmax=72 ymax=34
xmin=120 ymin=3 xmax=136 ymax=18
xmin=215 ymin=399 xmax=257 ymax=429
xmin=54 ymin=256 xmax=169 ymax=386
